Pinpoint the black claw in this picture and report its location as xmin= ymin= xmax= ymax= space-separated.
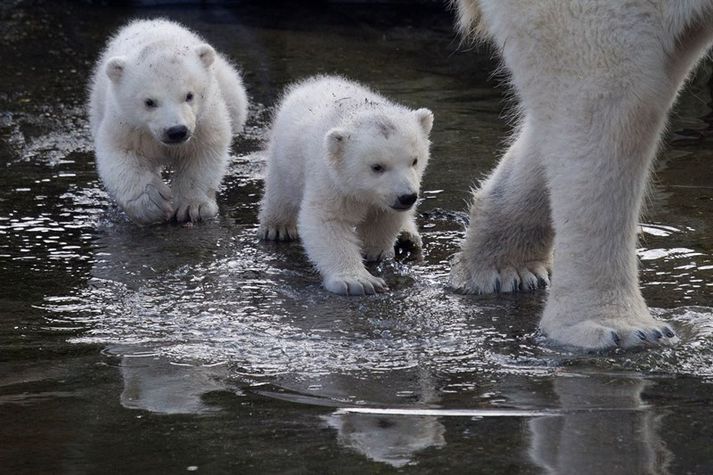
xmin=663 ymin=326 xmax=675 ymax=338
xmin=611 ymin=331 xmax=621 ymax=346
xmin=652 ymin=329 xmax=663 ymax=340
xmin=637 ymin=330 xmax=647 ymax=341
xmin=494 ymin=278 xmax=501 ymax=293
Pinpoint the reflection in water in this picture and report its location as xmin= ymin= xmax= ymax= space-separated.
xmin=114 ymin=346 xmax=448 ymax=467
xmin=321 ymin=369 xmax=445 ymax=468
xmin=325 ymin=412 xmax=445 ymax=468
xmin=119 ymin=350 xmax=228 ymax=415
xmin=528 ymin=376 xmax=672 ymax=475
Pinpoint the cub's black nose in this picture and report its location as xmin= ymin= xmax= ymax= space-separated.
xmin=398 ymin=193 xmax=418 ymax=207
xmin=165 ymin=125 xmax=189 ymax=143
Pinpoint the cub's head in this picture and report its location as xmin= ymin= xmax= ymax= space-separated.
xmin=105 ymin=42 xmax=216 ymax=145
xmin=325 ymin=108 xmax=433 ymax=212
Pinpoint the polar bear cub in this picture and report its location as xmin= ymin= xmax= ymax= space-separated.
xmin=259 ymin=76 xmax=433 ymax=295
xmin=89 ymin=19 xmax=248 ymax=224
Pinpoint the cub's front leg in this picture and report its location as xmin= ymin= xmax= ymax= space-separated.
xmin=396 ymin=212 xmax=423 ymax=258
xmin=95 ymin=137 xmax=173 ymax=225
xmin=298 ymin=194 xmax=388 ymax=296
xmin=359 ymin=209 xmax=420 ymax=262
xmin=171 ymin=145 xmax=228 ymax=223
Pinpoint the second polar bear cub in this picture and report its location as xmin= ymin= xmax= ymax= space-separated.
xmin=259 ymin=76 xmax=433 ymax=295
xmin=89 ymin=19 xmax=248 ymax=224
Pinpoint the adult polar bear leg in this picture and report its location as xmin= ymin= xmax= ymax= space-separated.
xmin=529 ymin=14 xmax=713 ymax=349
xmin=450 ymin=117 xmax=552 ymax=294
xmin=536 ymin=99 xmax=674 ymax=349
xmin=454 ymin=0 xmax=713 ymax=349
xmin=298 ymin=190 xmax=388 ymax=296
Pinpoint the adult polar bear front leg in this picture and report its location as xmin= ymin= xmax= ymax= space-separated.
xmin=537 ymin=102 xmax=676 ymax=349
xmin=299 ymin=191 xmax=388 ymax=296
xmin=451 ymin=118 xmax=552 ymax=293
xmin=516 ymin=11 xmax=710 ymax=349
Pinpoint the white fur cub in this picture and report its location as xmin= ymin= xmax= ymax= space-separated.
xmin=89 ymin=19 xmax=248 ymax=224
xmin=259 ymin=76 xmax=433 ymax=296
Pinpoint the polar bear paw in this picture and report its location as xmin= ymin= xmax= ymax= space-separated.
xmin=259 ymin=223 xmax=298 ymax=241
xmin=541 ymin=316 xmax=679 ymax=350
xmin=363 ymin=246 xmax=395 ymax=263
xmin=394 ymin=230 xmax=423 ymax=260
xmin=174 ymin=194 xmax=219 ymax=223
xmin=399 ymin=229 xmax=423 ymax=249
xmin=324 ymin=272 xmax=389 ymax=296
xmin=123 ymin=181 xmax=174 ymax=225
xmin=450 ymin=255 xmax=550 ymax=294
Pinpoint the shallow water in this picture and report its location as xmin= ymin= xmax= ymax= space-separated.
xmin=2 ymin=2 xmax=713 ymax=473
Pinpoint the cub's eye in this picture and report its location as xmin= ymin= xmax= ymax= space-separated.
xmin=186 ymin=92 xmax=194 ymax=102
xmin=144 ymin=98 xmax=157 ymax=108
xmin=371 ymin=164 xmax=385 ymax=173
xmin=412 ymin=158 xmax=418 ymax=166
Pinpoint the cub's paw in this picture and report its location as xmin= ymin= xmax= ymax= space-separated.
xmin=363 ymin=246 xmax=395 ymax=263
xmin=258 ymin=223 xmax=298 ymax=241
xmin=324 ymin=272 xmax=389 ymax=296
xmin=541 ymin=316 xmax=679 ymax=350
xmin=394 ymin=230 xmax=423 ymax=260
xmin=123 ymin=181 xmax=174 ymax=225
xmin=450 ymin=253 xmax=550 ymax=294
xmin=174 ymin=194 xmax=219 ymax=223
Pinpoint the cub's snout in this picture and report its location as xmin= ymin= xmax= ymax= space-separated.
xmin=391 ymin=192 xmax=418 ymax=211
xmin=162 ymin=125 xmax=191 ymax=144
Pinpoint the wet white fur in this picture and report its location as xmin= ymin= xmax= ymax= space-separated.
xmin=259 ymin=76 xmax=433 ymax=295
xmin=452 ymin=0 xmax=713 ymax=349
xmin=89 ymin=19 xmax=248 ymax=224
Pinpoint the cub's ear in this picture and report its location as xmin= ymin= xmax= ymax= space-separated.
xmin=325 ymin=128 xmax=349 ymax=162
xmin=106 ymin=57 xmax=127 ymax=82
xmin=196 ymin=44 xmax=216 ymax=68
xmin=414 ymin=108 xmax=434 ymax=135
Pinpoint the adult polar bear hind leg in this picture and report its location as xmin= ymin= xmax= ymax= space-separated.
xmin=89 ymin=19 xmax=248 ymax=225
xmin=259 ymin=76 xmax=433 ymax=296
xmin=451 ymin=0 xmax=713 ymax=349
